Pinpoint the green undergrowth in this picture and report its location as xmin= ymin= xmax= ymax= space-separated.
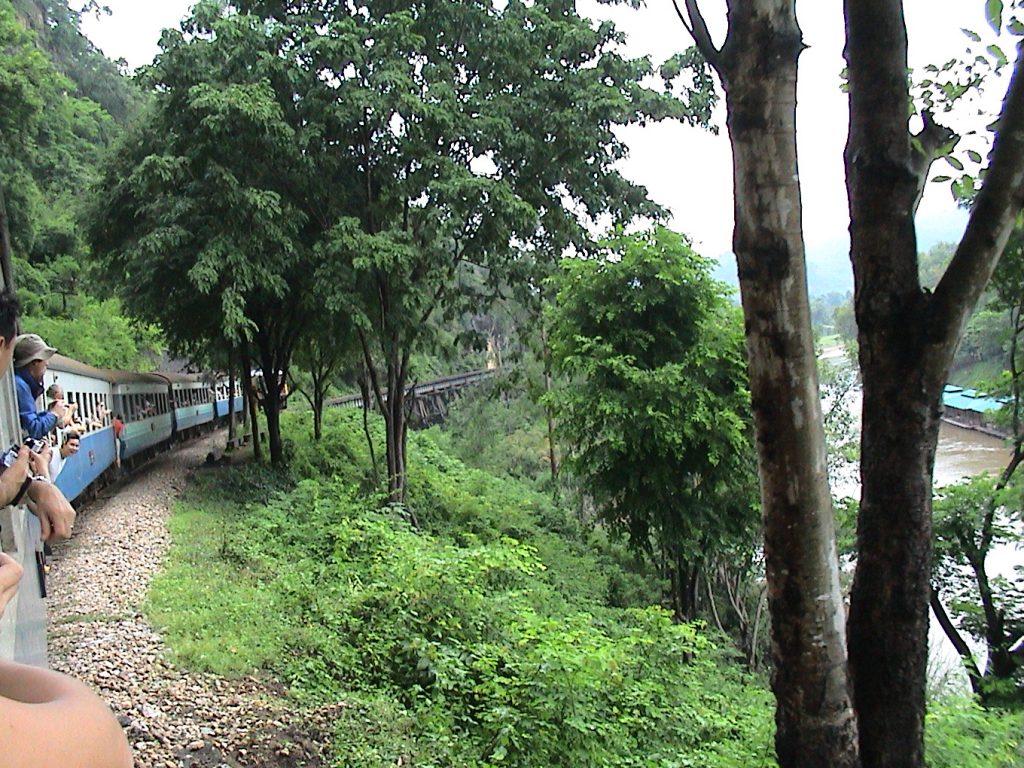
xmin=147 ymin=409 xmax=1023 ymax=767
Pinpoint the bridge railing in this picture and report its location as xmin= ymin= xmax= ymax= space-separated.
xmin=326 ymin=368 xmax=496 ymax=411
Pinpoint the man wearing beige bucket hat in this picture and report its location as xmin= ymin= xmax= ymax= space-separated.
xmin=13 ymin=333 xmax=66 ymax=440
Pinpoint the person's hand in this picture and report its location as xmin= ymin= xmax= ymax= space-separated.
xmin=30 ymin=443 xmax=52 ymax=479
xmin=25 ymin=481 xmax=75 ymax=542
xmin=49 ymin=400 xmax=67 ymax=422
xmin=0 ymin=552 xmax=22 ymax=618
xmin=0 ymin=448 xmax=31 ymax=507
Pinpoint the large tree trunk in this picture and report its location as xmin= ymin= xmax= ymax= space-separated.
xmin=358 ymin=367 xmax=379 ymax=483
xmin=313 ymin=390 xmax=323 ymax=441
xmin=264 ymin=381 xmax=284 ymax=466
xmin=242 ymin=358 xmax=263 ymax=462
xmin=844 ymin=8 xmax=939 ymax=765
xmin=845 ymin=5 xmax=1024 ymax=765
xmin=680 ymin=1 xmax=1024 ymax=764
xmin=227 ymin=362 xmax=237 ymax=444
xmin=384 ymin=358 xmax=407 ymax=504
xmin=682 ymin=3 xmax=858 ymax=765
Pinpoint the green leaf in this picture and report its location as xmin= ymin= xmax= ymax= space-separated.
xmin=931 ymin=175 xmax=952 ymax=183
xmin=944 ymin=155 xmax=965 ymax=171
xmin=988 ymin=43 xmax=1009 ymax=68
xmin=986 ymin=0 xmax=1004 ymax=33
xmin=966 ymin=149 xmax=983 ymax=163
xmin=962 ymin=27 xmax=982 ymax=42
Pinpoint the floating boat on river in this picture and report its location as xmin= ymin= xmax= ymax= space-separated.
xmin=941 ymin=385 xmax=1009 ymax=438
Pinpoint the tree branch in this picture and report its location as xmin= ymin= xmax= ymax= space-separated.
xmin=932 ymin=42 xmax=1024 ymax=355
xmin=673 ymin=0 xmax=720 ymax=68
xmin=930 ymin=585 xmax=983 ymax=694
xmin=357 ymin=327 xmax=386 ymax=416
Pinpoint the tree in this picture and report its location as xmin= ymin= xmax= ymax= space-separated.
xmin=931 ymin=475 xmax=1023 ymax=704
xmin=289 ymin=314 xmax=359 ymax=442
xmin=676 ymin=1 xmax=1024 ymax=766
xmin=251 ymin=0 xmax=716 ymax=503
xmin=549 ymin=227 xmax=759 ymax=621
xmin=90 ymin=3 xmax=341 ymax=465
xmin=929 ymin=221 xmax=1024 ymax=705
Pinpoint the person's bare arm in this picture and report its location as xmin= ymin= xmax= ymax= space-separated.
xmin=0 ymin=552 xmax=22 ymax=616
xmin=25 ymin=479 xmax=75 ymax=542
xmin=0 ymin=660 xmax=133 ymax=768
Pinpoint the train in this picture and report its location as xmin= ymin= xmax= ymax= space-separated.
xmin=0 ymin=353 xmax=244 ymax=666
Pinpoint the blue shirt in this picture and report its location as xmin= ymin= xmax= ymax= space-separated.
xmin=15 ymin=367 xmax=56 ymax=439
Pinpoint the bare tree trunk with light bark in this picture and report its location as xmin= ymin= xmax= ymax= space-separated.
xmin=678 ymin=3 xmax=858 ymax=765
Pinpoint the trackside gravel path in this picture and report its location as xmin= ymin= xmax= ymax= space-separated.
xmin=46 ymin=433 xmax=335 ymax=768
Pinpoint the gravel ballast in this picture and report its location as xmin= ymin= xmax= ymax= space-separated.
xmin=46 ymin=434 xmax=335 ymax=768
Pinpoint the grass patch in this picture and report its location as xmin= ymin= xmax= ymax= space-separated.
xmin=147 ymin=500 xmax=292 ymax=676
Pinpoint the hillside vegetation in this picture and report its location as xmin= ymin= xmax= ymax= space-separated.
xmin=0 ymin=0 xmax=160 ymax=369
xmin=146 ymin=407 xmax=1023 ymax=768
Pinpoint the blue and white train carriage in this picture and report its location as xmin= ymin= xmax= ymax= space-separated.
xmin=158 ymin=372 xmax=215 ymax=438
xmin=214 ymin=377 xmax=244 ymax=420
xmin=107 ymin=369 xmax=174 ymax=461
xmin=4 ymin=345 xmax=246 ymax=665
xmin=43 ymin=355 xmax=116 ymax=503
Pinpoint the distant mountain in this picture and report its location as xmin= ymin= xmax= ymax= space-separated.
xmin=710 ymin=208 xmax=970 ymax=298
xmin=10 ymin=0 xmax=141 ymax=123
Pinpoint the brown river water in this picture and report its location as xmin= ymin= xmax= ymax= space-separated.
xmin=934 ymin=422 xmax=1010 ymax=486
xmin=833 ymin=387 xmax=1020 ymax=686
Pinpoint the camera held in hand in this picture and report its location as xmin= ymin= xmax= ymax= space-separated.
xmin=2 ymin=438 xmax=46 ymax=468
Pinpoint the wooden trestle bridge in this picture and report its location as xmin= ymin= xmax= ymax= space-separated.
xmin=326 ymin=369 xmax=496 ymax=426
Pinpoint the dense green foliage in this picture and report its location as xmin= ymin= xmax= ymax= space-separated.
xmin=0 ymin=0 xmax=158 ymax=369
xmin=149 ymin=408 xmax=776 ymax=767
xmin=548 ymin=228 xmax=759 ymax=620
xmin=10 ymin=0 xmax=141 ymax=121
xmin=90 ymin=0 xmax=716 ymax=479
xmin=146 ymin=407 xmax=1024 ymax=767
xmin=933 ymin=475 xmax=1024 ymax=704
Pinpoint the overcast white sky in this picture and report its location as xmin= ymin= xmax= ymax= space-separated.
xmin=80 ymin=1 xmax=1006 ymax=292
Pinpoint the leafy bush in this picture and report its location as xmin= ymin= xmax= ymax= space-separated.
xmin=150 ymin=411 xmax=777 ymax=766
xmin=926 ymin=697 xmax=1023 ymax=767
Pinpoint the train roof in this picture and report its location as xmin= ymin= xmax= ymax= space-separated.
xmin=104 ymin=368 xmax=169 ymax=386
xmin=47 ymin=354 xmax=112 ymax=380
xmin=152 ymin=371 xmax=210 ymax=387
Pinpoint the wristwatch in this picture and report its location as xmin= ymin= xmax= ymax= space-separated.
xmin=11 ymin=476 xmax=32 ymax=506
